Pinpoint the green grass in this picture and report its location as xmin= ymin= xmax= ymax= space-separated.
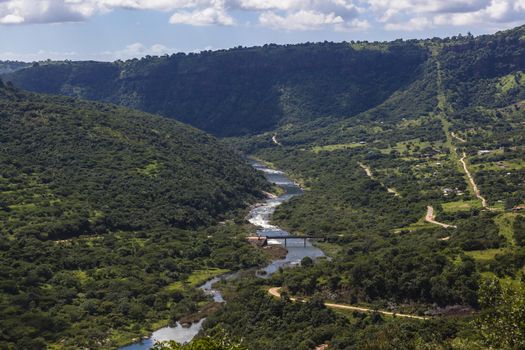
xmin=93 ymin=126 xmax=128 ymax=142
xmin=138 ymin=160 xmax=162 ymax=177
xmin=394 ymin=217 xmax=435 ymax=233
xmin=311 ymin=143 xmax=365 ymax=153
xmin=471 ymin=159 xmax=525 ymax=172
xmin=8 ymin=203 xmax=37 ymax=210
xmin=466 ymin=248 xmax=507 ymax=261
xmin=314 ymin=242 xmax=343 ymax=258
xmin=494 ymin=212 xmax=518 ymax=245
xmin=497 ymin=71 xmax=525 ymax=93
xmin=442 ymin=200 xmax=482 ymax=213
xmin=378 ymin=138 xmax=442 ymax=156
xmin=166 ymin=268 xmax=230 ymax=292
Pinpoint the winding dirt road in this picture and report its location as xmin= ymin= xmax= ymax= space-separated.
xmin=451 ymin=132 xmax=467 ymax=143
xmin=358 ymin=162 xmax=400 ymax=197
xmin=425 ymin=206 xmax=456 ymax=229
xmin=268 ymin=287 xmax=429 ymax=320
xmin=272 ymin=134 xmax=282 ymax=146
xmin=459 ymin=152 xmax=488 ymax=208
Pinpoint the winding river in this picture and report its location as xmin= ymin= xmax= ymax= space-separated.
xmin=121 ymin=160 xmax=325 ymax=349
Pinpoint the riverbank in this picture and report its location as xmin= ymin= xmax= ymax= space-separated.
xmin=121 ymin=160 xmax=326 ymax=349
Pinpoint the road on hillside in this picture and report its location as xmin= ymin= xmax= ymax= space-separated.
xmin=358 ymin=162 xmax=400 ymax=197
xmin=460 ymin=152 xmax=488 ymax=208
xmin=451 ymin=132 xmax=467 ymax=143
xmin=268 ymin=287 xmax=429 ymax=320
xmin=425 ymin=206 xmax=457 ymax=229
xmin=272 ymin=134 xmax=282 ymax=146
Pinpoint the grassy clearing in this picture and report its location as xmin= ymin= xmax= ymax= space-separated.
xmin=466 ymin=248 xmax=507 ymax=261
xmin=497 ymin=71 xmax=525 ymax=94
xmin=480 ymin=272 xmax=525 ymax=288
xmin=311 ymin=143 xmax=366 ymax=153
xmin=138 ymin=160 xmax=162 ymax=177
xmin=378 ymin=138 xmax=443 ymax=156
xmin=471 ymin=159 xmax=525 ymax=172
xmin=314 ymin=241 xmax=343 ymax=258
xmin=394 ymin=217 xmax=436 ymax=233
xmin=8 ymin=203 xmax=37 ymax=210
xmin=494 ymin=212 xmax=518 ymax=245
xmin=442 ymin=200 xmax=482 ymax=213
xmin=166 ymin=268 xmax=230 ymax=292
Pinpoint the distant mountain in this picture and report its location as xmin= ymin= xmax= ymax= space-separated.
xmin=6 ymin=27 xmax=525 ymax=140
xmin=0 ymin=61 xmax=30 ymax=74
xmin=0 ymin=81 xmax=267 ymax=240
xmin=3 ymin=42 xmax=428 ymax=136
xmin=438 ymin=25 xmax=525 ymax=110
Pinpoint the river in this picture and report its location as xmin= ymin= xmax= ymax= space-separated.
xmin=121 ymin=160 xmax=325 ymax=349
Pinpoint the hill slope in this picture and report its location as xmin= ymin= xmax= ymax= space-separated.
xmin=0 ymin=81 xmax=271 ymax=349
xmin=0 ymin=81 xmax=267 ymax=240
xmin=209 ymin=25 xmax=525 ymax=349
xmin=0 ymin=61 xmax=30 ymax=74
xmin=4 ymin=42 xmax=428 ymax=136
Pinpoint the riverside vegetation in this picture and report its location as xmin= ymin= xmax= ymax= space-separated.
xmin=0 ymin=81 xmax=270 ymax=349
xmin=1 ymin=25 xmax=525 ymax=349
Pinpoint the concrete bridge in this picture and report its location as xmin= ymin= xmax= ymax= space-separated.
xmin=265 ymin=235 xmax=326 ymax=247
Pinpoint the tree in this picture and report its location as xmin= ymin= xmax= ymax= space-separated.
xmin=475 ymin=279 xmax=525 ymax=349
xmin=151 ymin=328 xmax=246 ymax=350
xmin=301 ymin=256 xmax=313 ymax=267
xmin=514 ymin=215 xmax=525 ymax=246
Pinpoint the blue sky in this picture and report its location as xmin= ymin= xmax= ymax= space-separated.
xmin=0 ymin=1 xmax=524 ymax=62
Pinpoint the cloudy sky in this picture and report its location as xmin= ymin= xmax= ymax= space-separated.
xmin=0 ymin=0 xmax=524 ymax=61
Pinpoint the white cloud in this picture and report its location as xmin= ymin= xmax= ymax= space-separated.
xmin=0 ymin=49 xmax=80 ymax=61
xmin=99 ymin=42 xmax=175 ymax=60
xmin=0 ymin=14 xmax=24 ymax=24
xmin=384 ymin=16 xmax=433 ymax=31
xmin=0 ymin=42 xmax=176 ymax=61
xmin=369 ymin=0 xmax=525 ymax=31
xmin=169 ymin=0 xmax=234 ymax=25
xmin=335 ymin=18 xmax=371 ymax=31
xmin=259 ymin=10 xmax=344 ymax=30
xmin=0 ymin=0 xmax=523 ymax=32
xmin=0 ymin=0 xmax=91 ymax=24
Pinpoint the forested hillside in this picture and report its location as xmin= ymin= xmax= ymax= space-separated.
xmin=4 ymin=42 xmax=428 ymax=136
xmin=213 ymin=25 xmax=525 ymax=349
xmin=0 ymin=81 xmax=268 ymax=239
xmin=0 ymin=61 xmax=30 ymax=74
xmin=2 ymin=24 xmax=525 ymax=350
xmin=0 ymin=81 xmax=270 ymax=349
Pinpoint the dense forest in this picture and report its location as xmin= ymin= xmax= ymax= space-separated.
xmin=1 ymin=24 xmax=525 ymax=350
xmin=3 ymin=42 xmax=428 ymax=136
xmin=0 ymin=61 xmax=30 ymax=74
xmin=0 ymin=81 xmax=271 ymax=349
xmin=0 ymin=81 xmax=268 ymax=239
xmin=213 ymin=25 xmax=525 ymax=349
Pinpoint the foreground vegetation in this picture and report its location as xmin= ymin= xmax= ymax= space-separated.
xmin=1 ymin=24 xmax=525 ymax=349
xmin=213 ymin=25 xmax=525 ymax=348
xmin=0 ymin=82 xmax=270 ymax=349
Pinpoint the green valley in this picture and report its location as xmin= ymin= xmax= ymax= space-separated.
xmin=1 ymin=23 xmax=525 ymax=350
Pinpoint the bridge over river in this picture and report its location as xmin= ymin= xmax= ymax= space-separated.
xmin=264 ymin=235 xmax=326 ymax=247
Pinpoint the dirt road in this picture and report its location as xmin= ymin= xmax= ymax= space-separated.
xmin=460 ymin=152 xmax=488 ymax=208
xmin=451 ymin=132 xmax=467 ymax=143
xmin=425 ymin=206 xmax=457 ymax=229
xmin=359 ymin=162 xmax=400 ymax=197
xmin=272 ymin=134 xmax=282 ymax=146
xmin=268 ymin=287 xmax=429 ymax=320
